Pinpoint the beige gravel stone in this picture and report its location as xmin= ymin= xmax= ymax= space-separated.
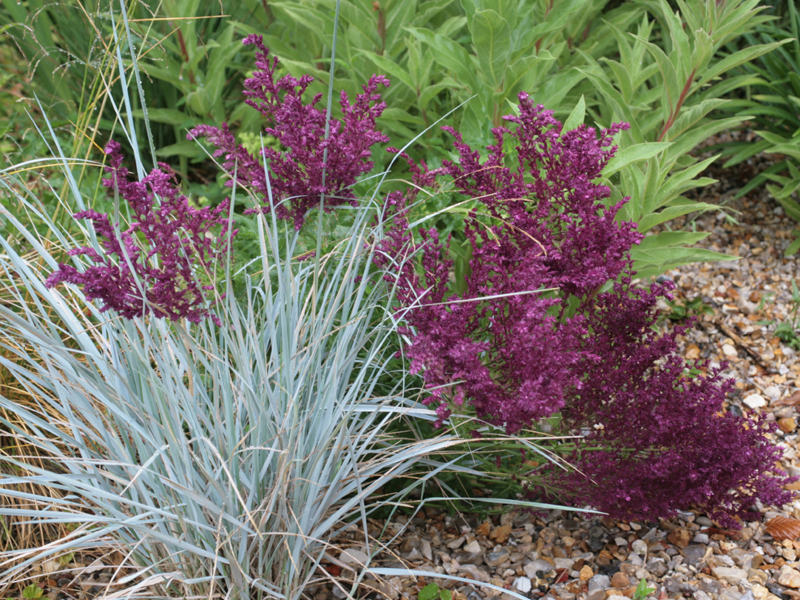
xmin=778 ymin=565 xmax=800 ymax=588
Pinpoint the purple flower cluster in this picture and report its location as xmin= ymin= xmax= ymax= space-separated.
xmin=378 ymin=95 xmax=793 ymax=524
xmin=188 ymin=35 xmax=390 ymax=230
xmin=45 ymin=140 xmax=236 ymax=325
xmin=380 ymin=95 xmax=639 ymax=429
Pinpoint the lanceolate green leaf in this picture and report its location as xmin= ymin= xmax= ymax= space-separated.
xmin=470 ymin=10 xmax=513 ymax=91
xmin=603 ymin=142 xmax=672 ymax=177
xmin=563 ymin=95 xmax=586 ymax=132
xmin=631 ymin=246 xmax=734 ymax=280
xmin=405 ymin=26 xmax=479 ymax=92
xmin=637 ymin=202 xmax=721 ymax=232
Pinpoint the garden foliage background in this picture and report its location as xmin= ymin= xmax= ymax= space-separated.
xmin=0 ymin=0 xmax=799 ymax=598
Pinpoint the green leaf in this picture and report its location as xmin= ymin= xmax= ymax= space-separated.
xmin=418 ymin=79 xmax=462 ymax=109
xmin=405 ymin=27 xmax=479 ymax=91
xmin=637 ymin=231 xmax=710 ymax=250
xmin=132 ymin=108 xmax=194 ymax=127
xmin=786 ymin=234 xmax=800 ymax=256
xmin=380 ymin=107 xmax=425 ymax=125
xmin=156 ymin=141 xmax=205 ymax=158
xmin=651 ymin=155 xmax=718 ymax=211
xmin=356 ymin=50 xmax=416 ymax=90
xmin=604 ymin=142 xmax=672 ymax=177
xmin=204 ymin=26 xmax=240 ymax=106
xmin=695 ymin=41 xmax=791 ymax=89
xmin=632 ymin=246 xmax=734 ymax=279
xmin=22 ymin=586 xmax=44 ymax=600
xmin=470 ymin=9 xmax=513 ymax=90
xmin=631 ymin=34 xmax=680 ymax=114
xmin=419 ymin=583 xmax=441 ymax=600
xmin=769 ymin=185 xmax=800 ymax=221
xmin=637 ymin=202 xmax=722 ymax=232
xmin=269 ymin=2 xmax=330 ymax=42
xmin=576 ymin=65 xmax=643 ymax=142
xmin=136 ymin=60 xmax=188 ymax=91
xmin=411 ymin=0 xmax=456 ymax=28
xmin=563 ymin=96 xmax=586 ymax=132
xmin=665 ymin=117 xmax=744 ymax=162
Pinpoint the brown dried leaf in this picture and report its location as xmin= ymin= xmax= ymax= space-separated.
xmin=765 ymin=516 xmax=800 ymax=541
xmin=774 ymin=390 xmax=800 ymax=407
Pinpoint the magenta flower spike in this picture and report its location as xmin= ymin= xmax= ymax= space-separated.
xmin=46 ymin=141 xmax=237 ymax=326
xmin=188 ymin=35 xmax=390 ymax=230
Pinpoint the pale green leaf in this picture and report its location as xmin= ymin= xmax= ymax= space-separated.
xmin=604 ymin=142 xmax=672 ymax=177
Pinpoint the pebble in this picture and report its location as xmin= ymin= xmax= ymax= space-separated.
xmin=611 ymin=572 xmax=630 ymax=588
xmin=448 ymin=536 xmax=466 ymax=550
xmin=485 ymin=550 xmax=510 ymax=569
xmin=406 ymin=547 xmax=423 ymax=561
xmin=589 ymin=574 xmax=611 ymax=592
xmin=421 ymin=539 xmax=433 ymax=561
xmin=339 ymin=549 xmax=369 ymax=566
xmin=699 ymin=579 xmax=723 ymax=595
xmin=631 ymin=539 xmax=648 ymax=555
xmin=459 ymin=564 xmax=491 ymax=583
xmin=729 ymin=548 xmax=755 ymax=569
xmin=765 ymin=386 xmax=782 ymax=400
xmin=464 ymin=540 xmax=482 ymax=554
xmin=647 ymin=558 xmax=669 ymax=578
xmin=667 ymin=528 xmax=693 ymax=548
xmin=744 ymin=393 xmax=767 ymax=409
xmin=712 ymin=566 xmax=749 ymax=585
xmin=778 ymin=566 xmax=800 ymax=588
xmin=525 ymin=559 xmax=555 ymax=579
xmin=513 ymin=577 xmax=532 ymax=593
xmin=682 ymin=544 xmax=708 ymax=563
xmin=401 ymin=536 xmax=421 ymax=553
xmin=490 ymin=525 xmax=512 ymax=544
xmin=454 ymin=551 xmax=484 ymax=566
xmin=723 ymin=343 xmax=738 ymax=357
xmin=554 ymin=558 xmax=574 ymax=570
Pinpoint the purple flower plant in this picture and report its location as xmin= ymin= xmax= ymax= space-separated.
xmin=377 ymin=94 xmax=793 ymax=525
xmin=45 ymin=140 xmax=236 ymax=326
xmin=188 ymin=35 xmax=390 ymax=230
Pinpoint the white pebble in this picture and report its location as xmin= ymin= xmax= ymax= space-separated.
xmin=514 ymin=577 xmax=533 ymax=593
xmin=743 ymin=394 xmax=767 ymax=409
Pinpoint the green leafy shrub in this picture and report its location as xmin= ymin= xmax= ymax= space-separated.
xmin=714 ymin=1 xmax=800 ymax=253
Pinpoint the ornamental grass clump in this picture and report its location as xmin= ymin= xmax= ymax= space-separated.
xmin=1 ymin=160 xmax=510 ymax=597
xmin=379 ymin=94 xmax=794 ymax=526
